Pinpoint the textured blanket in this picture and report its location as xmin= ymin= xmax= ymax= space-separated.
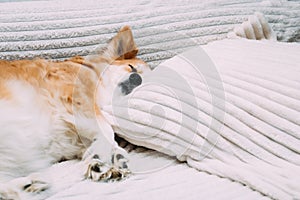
xmin=102 ymin=39 xmax=300 ymax=200
xmin=1 ymin=0 xmax=300 ymax=199
xmin=1 ymin=0 xmax=300 ymax=68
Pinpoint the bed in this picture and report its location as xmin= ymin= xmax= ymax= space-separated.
xmin=1 ymin=0 xmax=300 ymax=200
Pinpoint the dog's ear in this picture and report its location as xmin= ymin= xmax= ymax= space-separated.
xmin=105 ymin=26 xmax=138 ymax=61
xmin=114 ymin=26 xmax=139 ymax=60
xmin=85 ymin=26 xmax=138 ymax=75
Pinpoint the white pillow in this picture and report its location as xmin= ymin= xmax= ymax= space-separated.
xmin=103 ymin=39 xmax=300 ymax=200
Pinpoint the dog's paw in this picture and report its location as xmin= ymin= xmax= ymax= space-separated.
xmin=23 ymin=180 xmax=49 ymax=194
xmin=85 ymin=152 xmax=130 ymax=182
xmin=227 ymin=12 xmax=276 ymax=41
xmin=0 ymin=187 xmax=20 ymax=200
xmin=85 ymin=156 xmax=109 ymax=181
xmin=112 ymin=151 xmax=129 ymax=170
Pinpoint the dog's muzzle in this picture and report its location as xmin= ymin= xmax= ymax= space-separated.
xmin=119 ymin=73 xmax=142 ymax=95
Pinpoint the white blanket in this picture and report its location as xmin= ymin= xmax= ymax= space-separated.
xmin=1 ymin=0 xmax=300 ymax=199
xmin=102 ymin=39 xmax=300 ymax=200
xmin=42 ymin=150 xmax=268 ymax=200
xmin=1 ymin=0 xmax=300 ymax=68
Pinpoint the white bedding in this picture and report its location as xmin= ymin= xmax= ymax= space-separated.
xmin=102 ymin=39 xmax=300 ymax=200
xmin=1 ymin=1 xmax=300 ymax=199
xmin=43 ymin=150 xmax=268 ymax=200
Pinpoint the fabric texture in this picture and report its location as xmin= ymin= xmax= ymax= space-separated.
xmin=27 ymin=150 xmax=269 ymax=200
xmin=1 ymin=0 xmax=300 ymax=199
xmin=1 ymin=0 xmax=300 ymax=68
xmin=103 ymin=39 xmax=300 ymax=200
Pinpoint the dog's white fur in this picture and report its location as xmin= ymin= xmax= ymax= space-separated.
xmin=0 ymin=26 xmax=150 ymax=199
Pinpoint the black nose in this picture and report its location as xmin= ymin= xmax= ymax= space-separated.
xmin=119 ymin=73 xmax=143 ymax=95
xmin=129 ymin=73 xmax=142 ymax=86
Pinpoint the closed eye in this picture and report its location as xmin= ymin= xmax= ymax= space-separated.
xmin=128 ymin=64 xmax=137 ymax=72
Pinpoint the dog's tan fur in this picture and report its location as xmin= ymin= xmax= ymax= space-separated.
xmin=0 ymin=26 xmax=150 ymax=199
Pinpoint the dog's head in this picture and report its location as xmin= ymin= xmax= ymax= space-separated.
xmin=88 ymin=26 xmax=151 ymax=106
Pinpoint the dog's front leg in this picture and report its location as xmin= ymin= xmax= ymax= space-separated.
xmin=83 ymin=115 xmax=130 ymax=182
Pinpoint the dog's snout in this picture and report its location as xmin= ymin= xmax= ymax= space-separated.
xmin=129 ymin=73 xmax=142 ymax=86
xmin=119 ymin=73 xmax=143 ymax=95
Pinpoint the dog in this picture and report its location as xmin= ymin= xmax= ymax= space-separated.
xmin=0 ymin=26 xmax=150 ymax=199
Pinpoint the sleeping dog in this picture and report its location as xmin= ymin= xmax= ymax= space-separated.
xmin=0 ymin=26 xmax=150 ymax=199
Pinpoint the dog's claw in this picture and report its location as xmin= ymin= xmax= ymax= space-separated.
xmin=23 ymin=180 xmax=49 ymax=193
